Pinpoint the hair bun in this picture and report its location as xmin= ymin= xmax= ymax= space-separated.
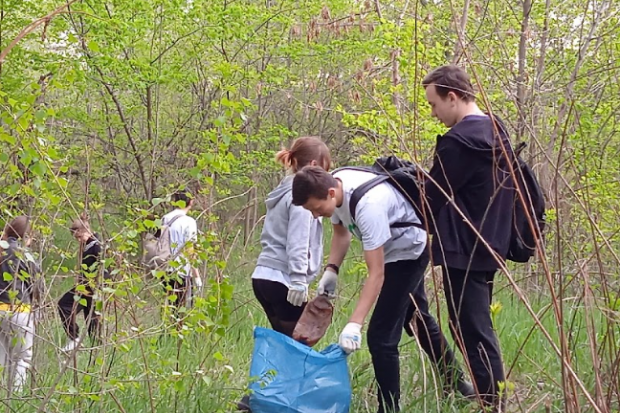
xmin=275 ymin=148 xmax=292 ymax=167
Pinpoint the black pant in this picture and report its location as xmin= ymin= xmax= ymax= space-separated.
xmin=442 ymin=266 xmax=505 ymax=407
xmin=58 ymin=286 xmax=100 ymax=340
xmin=162 ymin=276 xmax=192 ymax=313
xmin=368 ymin=251 xmax=459 ymax=413
xmin=252 ymin=279 xmax=305 ymax=337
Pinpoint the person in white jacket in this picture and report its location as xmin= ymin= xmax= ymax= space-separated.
xmin=161 ymin=190 xmax=201 ymax=312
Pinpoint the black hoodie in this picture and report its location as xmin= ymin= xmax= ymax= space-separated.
xmin=424 ymin=114 xmax=515 ymax=271
xmin=78 ymin=234 xmax=109 ymax=284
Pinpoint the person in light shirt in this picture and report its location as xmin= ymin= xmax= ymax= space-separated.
xmin=292 ymin=166 xmax=473 ymax=413
xmin=161 ymin=190 xmax=202 ymax=313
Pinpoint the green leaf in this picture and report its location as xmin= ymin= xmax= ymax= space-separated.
xmin=88 ymin=40 xmax=100 ymax=52
xmin=18 ymin=116 xmax=30 ymax=131
xmin=144 ymin=219 xmax=156 ymax=229
xmin=35 ymin=109 xmax=46 ymax=122
xmin=23 ymin=185 xmax=36 ymax=197
xmin=0 ymin=132 xmax=16 ymax=145
xmin=213 ymin=115 xmax=226 ymax=127
xmin=66 ymin=70 xmax=76 ymax=83
xmin=30 ymin=161 xmax=48 ymax=176
xmin=19 ymin=151 xmax=32 ymax=167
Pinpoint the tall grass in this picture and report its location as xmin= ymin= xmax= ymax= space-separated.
xmin=2 ymin=231 xmax=614 ymax=413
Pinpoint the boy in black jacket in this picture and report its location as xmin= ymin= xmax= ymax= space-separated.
xmin=421 ymin=65 xmax=515 ymax=409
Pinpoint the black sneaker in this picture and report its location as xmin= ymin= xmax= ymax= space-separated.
xmin=236 ymin=395 xmax=251 ymax=412
xmin=456 ymin=379 xmax=476 ymax=399
xmin=442 ymin=375 xmax=476 ymax=400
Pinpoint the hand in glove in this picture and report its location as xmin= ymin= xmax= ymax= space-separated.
xmin=287 ymin=281 xmax=308 ymax=307
xmin=316 ymin=269 xmax=338 ymax=298
xmin=339 ymin=322 xmax=362 ymax=354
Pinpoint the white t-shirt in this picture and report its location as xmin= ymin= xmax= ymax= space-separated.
xmin=331 ymin=169 xmax=427 ymax=263
xmin=162 ymin=210 xmax=198 ymax=278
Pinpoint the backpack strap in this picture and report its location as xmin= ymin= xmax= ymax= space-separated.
xmin=391 ymin=222 xmax=425 ymax=230
xmin=515 ymin=141 xmax=527 ymax=156
xmin=332 ymin=166 xmax=383 ymax=222
xmin=349 ymin=175 xmax=389 ymax=221
xmin=348 ymin=174 xmax=426 ymax=231
xmin=84 ymin=238 xmax=100 ymax=252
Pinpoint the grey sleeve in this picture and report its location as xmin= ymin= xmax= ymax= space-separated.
xmin=286 ymin=202 xmax=313 ymax=283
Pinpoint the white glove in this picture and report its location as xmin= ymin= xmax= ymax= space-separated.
xmin=287 ymin=281 xmax=308 ymax=307
xmin=316 ymin=269 xmax=338 ymax=298
xmin=194 ymin=276 xmax=203 ymax=288
xmin=339 ymin=322 xmax=362 ymax=354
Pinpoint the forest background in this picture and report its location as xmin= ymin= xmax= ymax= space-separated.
xmin=0 ymin=0 xmax=619 ymax=412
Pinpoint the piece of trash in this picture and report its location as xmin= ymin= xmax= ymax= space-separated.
xmin=293 ymin=294 xmax=333 ymax=347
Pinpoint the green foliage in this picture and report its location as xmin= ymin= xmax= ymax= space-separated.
xmin=1 ymin=0 xmax=619 ymax=411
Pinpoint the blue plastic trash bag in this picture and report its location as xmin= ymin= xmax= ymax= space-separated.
xmin=248 ymin=327 xmax=351 ymax=413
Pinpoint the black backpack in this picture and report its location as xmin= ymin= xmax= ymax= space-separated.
xmin=507 ymin=142 xmax=546 ymax=262
xmin=335 ymin=156 xmax=427 ymax=230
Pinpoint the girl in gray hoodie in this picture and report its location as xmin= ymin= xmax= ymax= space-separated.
xmin=251 ymin=136 xmax=331 ymax=337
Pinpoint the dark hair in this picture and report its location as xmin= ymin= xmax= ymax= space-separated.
xmin=2 ymin=216 xmax=30 ymax=240
xmin=275 ymin=136 xmax=331 ymax=172
xmin=422 ymin=65 xmax=476 ymax=102
xmin=292 ymin=166 xmax=338 ymax=206
xmin=172 ymin=190 xmax=194 ymax=208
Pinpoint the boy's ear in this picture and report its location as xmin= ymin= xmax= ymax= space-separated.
xmin=447 ymin=90 xmax=459 ymax=103
xmin=328 ymin=187 xmax=337 ymax=199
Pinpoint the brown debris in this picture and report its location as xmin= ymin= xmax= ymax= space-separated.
xmin=293 ymin=295 xmax=334 ymax=347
